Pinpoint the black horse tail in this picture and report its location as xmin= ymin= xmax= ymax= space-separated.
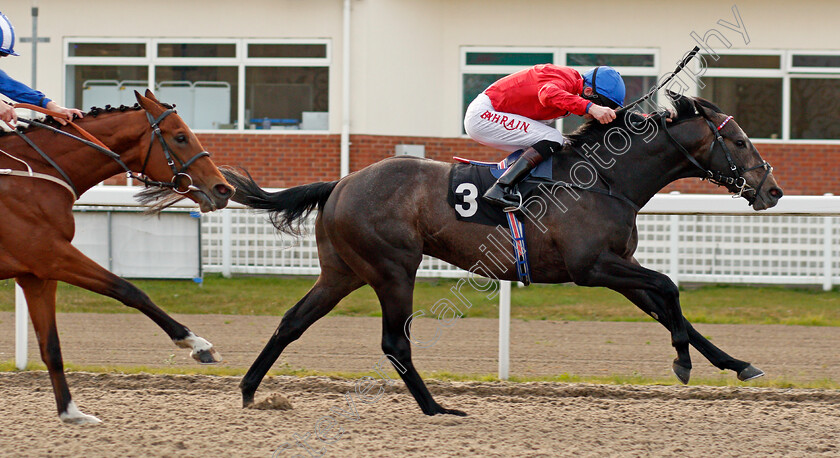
xmin=221 ymin=167 xmax=338 ymax=235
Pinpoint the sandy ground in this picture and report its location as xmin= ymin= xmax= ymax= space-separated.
xmin=0 ymin=312 xmax=839 ymax=456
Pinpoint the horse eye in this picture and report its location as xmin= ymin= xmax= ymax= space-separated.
xmin=735 ymin=140 xmax=746 ymax=148
xmin=175 ymin=134 xmax=187 ymax=143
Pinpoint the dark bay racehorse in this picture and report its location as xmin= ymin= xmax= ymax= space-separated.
xmin=0 ymin=90 xmax=233 ymax=423
xmin=223 ymin=95 xmax=783 ymax=416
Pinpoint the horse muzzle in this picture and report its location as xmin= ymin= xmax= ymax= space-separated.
xmin=752 ymin=184 xmax=784 ymax=211
xmin=191 ymin=181 xmax=234 ymax=212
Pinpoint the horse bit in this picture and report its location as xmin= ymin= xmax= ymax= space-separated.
xmin=6 ymin=103 xmax=209 ymax=199
xmin=661 ymin=114 xmax=773 ymax=203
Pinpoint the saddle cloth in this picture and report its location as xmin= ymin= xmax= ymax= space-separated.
xmin=447 ymin=150 xmax=552 ymax=226
xmin=446 ymin=150 xmax=551 ymax=285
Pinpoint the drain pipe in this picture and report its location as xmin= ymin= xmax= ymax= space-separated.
xmin=340 ymin=0 xmax=351 ymax=177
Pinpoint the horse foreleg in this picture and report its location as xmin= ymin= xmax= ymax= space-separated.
xmin=374 ymin=278 xmax=466 ymax=416
xmin=570 ymin=252 xmax=691 ymax=383
xmin=240 ymin=275 xmax=363 ymax=407
xmin=44 ymin=243 xmax=220 ymax=363
xmin=619 ymin=287 xmax=764 ymax=381
xmin=17 ymin=274 xmax=101 ymax=424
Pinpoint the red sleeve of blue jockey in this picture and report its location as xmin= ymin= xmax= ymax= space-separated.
xmin=536 ymin=66 xmax=590 ymax=116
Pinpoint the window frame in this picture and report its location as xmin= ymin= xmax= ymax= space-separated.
xmin=697 ymin=49 xmax=840 ymax=143
xmin=787 ymin=50 xmax=840 ymax=74
xmin=64 ymin=37 xmax=332 ymax=133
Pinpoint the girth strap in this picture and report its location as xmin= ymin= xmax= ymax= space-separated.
xmin=0 ymin=168 xmax=77 ymax=200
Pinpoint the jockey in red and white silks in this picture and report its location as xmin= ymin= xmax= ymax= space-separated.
xmin=464 ymin=64 xmax=625 ymax=209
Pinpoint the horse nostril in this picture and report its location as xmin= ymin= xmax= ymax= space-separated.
xmin=769 ymin=187 xmax=783 ymax=199
xmin=214 ymin=183 xmax=233 ymax=198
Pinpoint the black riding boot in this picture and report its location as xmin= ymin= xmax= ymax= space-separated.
xmin=482 ymin=147 xmax=544 ymax=210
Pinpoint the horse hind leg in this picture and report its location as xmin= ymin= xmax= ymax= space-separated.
xmin=16 ymin=274 xmax=101 ymax=424
xmin=240 ymin=271 xmax=364 ymax=407
xmin=48 ymin=242 xmax=221 ymax=364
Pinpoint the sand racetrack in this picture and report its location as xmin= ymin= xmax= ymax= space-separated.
xmin=0 ymin=313 xmax=838 ymax=456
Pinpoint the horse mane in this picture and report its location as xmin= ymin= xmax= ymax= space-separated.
xmin=565 ymin=110 xmax=636 ymax=149
xmin=564 ymin=94 xmax=724 ymax=150
xmin=0 ymin=102 xmax=174 ymax=137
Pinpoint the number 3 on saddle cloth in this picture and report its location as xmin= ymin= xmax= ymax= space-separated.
xmin=446 ymin=150 xmax=553 ymax=286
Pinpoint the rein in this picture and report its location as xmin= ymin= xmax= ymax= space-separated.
xmin=660 ymin=115 xmax=773 ymax=202
xmin=7 ymin=103 xmax=209 ymax=197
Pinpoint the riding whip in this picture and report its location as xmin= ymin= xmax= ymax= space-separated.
xmin=616 ymin=46 xmax=701 ymax=115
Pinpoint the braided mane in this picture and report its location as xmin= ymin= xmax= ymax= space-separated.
xmin=0 ymin=102 xmax=174 ymax=137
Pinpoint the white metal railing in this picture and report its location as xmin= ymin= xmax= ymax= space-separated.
xmin=65 ymin=187 xmax=840 ymax=288
xmin=197 ymin=191 xmax=840 ymax=290
xmin=11 ymin=189 xmax=840 ymax=371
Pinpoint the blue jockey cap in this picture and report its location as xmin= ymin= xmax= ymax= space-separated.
xmin=582 ymin=66 xmax=625 ymax=107
xmin=0 ymin=12 xmax=19 ymax=56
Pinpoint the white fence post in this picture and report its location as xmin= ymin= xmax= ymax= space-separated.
xmin=15 ymin=284 xmax=28 ymax=370
xmin=222 ymin=209 xmax=232 ymax=278
xmin=498 ymin=280 xmax=511 ymax=380
xmin=824 ymin=216 xmax=833 ymax=292
xmin=669 ymin=213 xmax=680 ymax=287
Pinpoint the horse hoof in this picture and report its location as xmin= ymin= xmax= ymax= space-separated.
xmin=242 ymin=392 xmax=255 ymax=408
xmin=427 ymin=406 xmax=467 ymax=416
xmin=60 ymin=401 xmax=102 ymax=425
xmin=738 ymin=364 xmax=765 ymax=382
xmin=672 ymin=361 xmax=691 ymax=384
xmin=176 ymin=332 xmax=221 ymax=363
xmin=192 ymin=347 xmax=222 ymax=364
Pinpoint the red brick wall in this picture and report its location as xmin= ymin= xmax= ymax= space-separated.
xmin=108 ymin=134 xmax=839 ymax=195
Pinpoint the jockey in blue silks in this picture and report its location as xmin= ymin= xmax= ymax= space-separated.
xmin=0 ymin=11 xmax=83 ymax=126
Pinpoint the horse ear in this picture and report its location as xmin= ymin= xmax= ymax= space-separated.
xmin=144 ymin=89 xmax=161 ymax=104
xmin=135 ymin=90 xmax=158 ymax=113
xmin=692 ymin=98 xmax=716 ymax=120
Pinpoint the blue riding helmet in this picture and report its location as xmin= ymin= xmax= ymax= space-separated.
xmin=0 ymin=12 xmax=19 ymax=56
xmin=582 ymin=66 xmax=625 ymax=108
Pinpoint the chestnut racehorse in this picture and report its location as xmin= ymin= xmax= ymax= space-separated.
xmin=0 ymin=90 xmax=233 ymax=424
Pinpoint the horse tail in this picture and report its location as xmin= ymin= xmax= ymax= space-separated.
xmin=222 ymin=167 xmax=338 ymax=235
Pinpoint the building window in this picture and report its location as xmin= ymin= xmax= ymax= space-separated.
xmin=699 ymin=52 xmax=784 ymax=140
xmin=789 ymin=77 xmax=840 ymax=139
xmin=698 ymin=50 xmax=840 ymax=141
xmin=701 ymin=77 xmax=783 ymax=139
xmin=788 ymin=52 xmax=840 ymax=140
xmin=64 ymin=38 xmax=330 ymax=132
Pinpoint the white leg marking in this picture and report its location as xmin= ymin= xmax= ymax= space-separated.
xmin=175 ymin=332 xmax=221 ymax=363
xmin=60 ymin=401 xmax=102 ymax=425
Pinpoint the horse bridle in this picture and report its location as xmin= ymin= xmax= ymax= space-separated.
xmin=13 ymin=104 xmax=210 ymax=195
xmin=139 ymin=109 xmax=209 ymax=194
xmin=660 ymin=114 xmax=773 ymax=204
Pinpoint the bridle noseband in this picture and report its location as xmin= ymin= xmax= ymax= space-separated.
xmin=140 ymin=109 xmax=210 ymax=194
xmin=661 ymin=114 xmax=773 ymax=204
